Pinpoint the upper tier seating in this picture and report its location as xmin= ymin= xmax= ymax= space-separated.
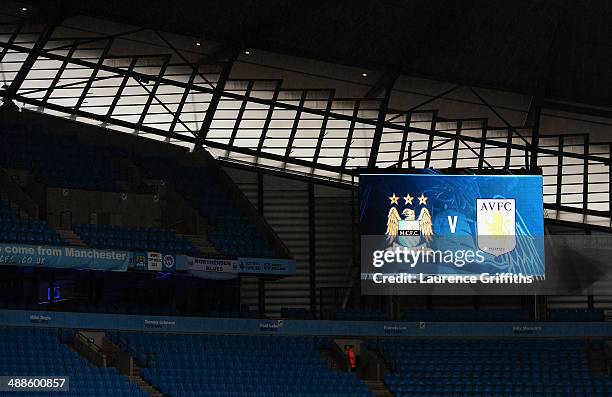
xmin=111 ymin=332 xmax=372 ymax=397
xmin=401 ymin=308 xmax=532 ymax=322
xmin=0 ymin=327 xmax=146 ymax=397
xmin=0 ymin=199 xmax=65 ymax=245
xmin=548 ymin=309 xmax=606 ymax=322
xmin=371 ymin=338 xmax=612 ymax=397
xmin=137 ymin=157 xmax=275 ymax=258
xmin=0 ymin=125 xmax=125 ymax=191
xmin=73 ymin=224 xmax=200 ymax=255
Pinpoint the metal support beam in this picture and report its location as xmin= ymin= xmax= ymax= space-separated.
xmin=257 ymin=171 xmax=266 ymax=315
xmin=195 ymin=53 xmax=238 ymax=146
xmin=583 ymin=135 xmax=589 ymax=215
xmin=105 ymin=57 xmax=138 ymax=121
xmin=457 ymin=135 xmax=492 ymax=168
xmin=256 ymin=81 xmax=281 ymax=152
xmin=609 ymin=144 xmax=612 ymax=222
xmin=308 ymin=181 xmax=316 ymax=316
xmin=45 ymin=28 xmax=145 ymax=52
xmin=341 ymin=100 xmax=361 ymax=169
xmin=154 ymin=31 xmax=214 ymax=89
xmin=168 ymin=67 xmax=197 ymax=136
xmin=529 ymin=97 xmax=542 ymax=168
xmin=556 ymin=135 xmax=564 ymax=207
xmin=42 ymin=39 xmax=79 ymax=104
xmin=387 ymin=84 xmax=461 ymax=123
xmin=5 ymin=22 xmax=58 ymax=100
xmin=137 ymin=79 xmax=195 ymax=135
xmin=364 ymin=69 xmax=400 ymax=99
xmin=312 ymin=91 xmax=335 ymax=163
xmin=368 ymin=86 xmax=393 ymax=168
xmin=542 ymin=100 xmax=612 ymax=120
xmin=74 ymin=38 xmax=114 ymax=111
xmin=451 ymin=120 xmax=462 ymax=168
xmin=0 ymin=24 xmax=21 ymax=65
xmin=398 ymin=112 xmax=411 ymax=168
xmin=469 ymin=87 xmax=530 ymax=148
xmin=477 ymin=120 xmax=488 ymax=169
xmin=284 ymin=90 xmax=308 ymax=159
xmin=228 ymin=81 xmax=254 ymax=152
xmin=424 ymin=112 xmax=438 ymax=168
xmin=136 ymin=55 xmax=170 ymax=128
xmin=504 ymin=127 xmax=513 ymax=168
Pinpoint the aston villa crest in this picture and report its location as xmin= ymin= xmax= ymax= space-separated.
xmin=385 ymin=193 xmax=433 ymax=249
xmin=476 ymin=198 xmax=516 ymax=256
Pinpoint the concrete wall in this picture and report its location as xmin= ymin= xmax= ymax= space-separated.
xmin=46 ymin=188 xmax=161 ymax=229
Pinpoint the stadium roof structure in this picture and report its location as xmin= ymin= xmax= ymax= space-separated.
xmin=0 ymin=1 xmax=610 ymax=229
xmin=51 ymin=0 xmax=612 ymax=109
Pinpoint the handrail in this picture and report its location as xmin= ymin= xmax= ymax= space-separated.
xmin=75 ymin=331 xmax=105 ymax=353
xmin=167 ymin=218 xmax=186 ymax=228
xmin=73 ymin=330 xmax=108 ymax=367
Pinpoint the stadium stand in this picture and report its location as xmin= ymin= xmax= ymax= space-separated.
xmin=73 ymin=224 xmax=200 ymax=255
xmin=110 ymin=332 xmax=372 ymax=397
xmin=136 ymin=157 xmax=275 ymax=258
xmin=372 ymin=338 xmax=612 ymax=397
xmin=0 ymin=121 xmax=279 ymax=258
xmin=0 ymin=199 xmax=65 ymax=246
xmin=0 ymin=124 xmax=125 ymax=192
xmin=0 ymin=327 xmax=146 ymax=397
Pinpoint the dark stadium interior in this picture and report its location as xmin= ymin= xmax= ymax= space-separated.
xmin=0 ymin=0 xmax=610 ymax=396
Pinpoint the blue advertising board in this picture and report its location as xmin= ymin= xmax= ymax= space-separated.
xmin=0 ymin=244 xmax=291 ymax=277
xmin=0 ymin=243 xmax=129 ymax=271
xmin=237 ymin=257 xmax=296 ymax=276
xmin=1 ymin=309 xmax=611 ymax=338
xmin=130 ymin=252 xmax=187 ymax=272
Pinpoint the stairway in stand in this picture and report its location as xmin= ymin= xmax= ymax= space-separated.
xmin=181 ymin=233 xmax=219 ymax=256
xmin=58 ymin=229 xmax=88 ymax=246
xmin=128 ymin=361 xmax=165 ymax=397
xmin=589 ymin=345 xmax=608 ymax=376
xmin=365 ymin=380 xmax=395 ymax=397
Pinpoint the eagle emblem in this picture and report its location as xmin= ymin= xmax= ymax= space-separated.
xmin=386 ymin=204 xmax=434 ymax=248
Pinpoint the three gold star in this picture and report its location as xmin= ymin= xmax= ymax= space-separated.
xmin=390 ymin=193 xmax=428 ymax=205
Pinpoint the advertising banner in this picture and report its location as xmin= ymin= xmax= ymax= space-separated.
xmin=131 ymin=252 xmax=185 ymax=272
xmin=132 ymin=252 xmax=147 ymax=270
xmin=187 ymin=257 xmax=238 ymax=280
xmin=162 ymin=254 xmax=177 ymax=272
xmin=147 ymin=252 xmax=162 ymax=271
xmin=2 ymin=309 xmax=611 ymax=338
xmin=0 ymin=243 xmax=129 ymax=271
xmin=237 ymin=257 xmax=296 ymax=276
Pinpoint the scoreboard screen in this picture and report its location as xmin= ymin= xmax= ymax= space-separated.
xmin=360 ymin=171 xmax=546 ymax=294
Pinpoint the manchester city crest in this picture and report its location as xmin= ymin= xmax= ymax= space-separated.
xmin=385 ymin=193 xmax=434 ymax=249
